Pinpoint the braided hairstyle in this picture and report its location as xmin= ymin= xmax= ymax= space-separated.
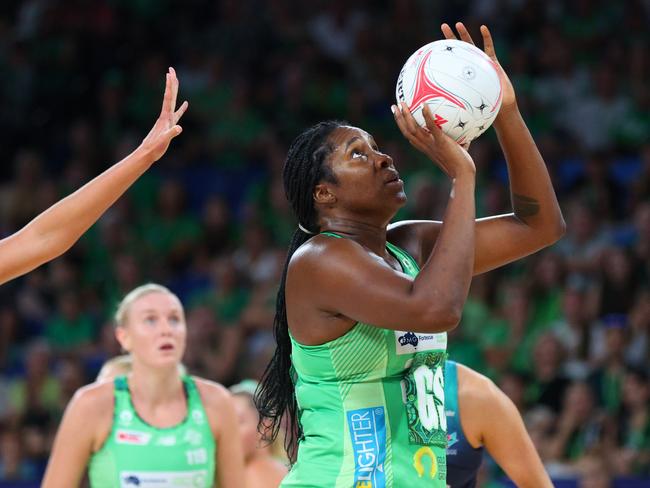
xmin=255 ymin=120 xmax=346 ymax=462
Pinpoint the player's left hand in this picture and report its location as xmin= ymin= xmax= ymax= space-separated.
xmin=139 ymin=67 xmax=189 ymax=162
xmin=441 ymin=22 xmax=516 ymax=113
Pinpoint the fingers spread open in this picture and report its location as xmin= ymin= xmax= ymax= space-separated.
xmin=169 ymin=125 xmax=183 ymax=137
xmin=399 ymin=102 xmax=420 ymax=135
xmin=422 ymin=105 xmax=443 ymax=142
xmin=169 ymin=67 xmax=179 ymax=114
xmin=455 ymin=22 xmax=475 ymax=45
xmin=392 ymin=104 xmax=411 ymax=138
xmin=173 ymin=101 xmax=189 ymax=124
xmin=393 ymin=103 xmax=426 ymax=150
xmin=422 ymin=104 xmax=438 ymax=134
xmin=441 ymin=23 xmax=456 ymax=40
xmin=160 ymin=72 xmax=172 ymax=116
xmin=480 ymin=25 xmax=496 ymax=58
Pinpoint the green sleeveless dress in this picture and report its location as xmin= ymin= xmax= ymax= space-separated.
xmin=282 ymin=232 xmax=448 ymax=487
xmin=88 ymin=375 xmax=216 ymax=487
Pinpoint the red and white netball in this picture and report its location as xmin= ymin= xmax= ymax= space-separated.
xmin=396 ymin=39 xmax=502 ymax=145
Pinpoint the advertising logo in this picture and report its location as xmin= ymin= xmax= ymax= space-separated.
xmin=119 ymin=410 xmax=134 ymax=425
xmin=347 ymin=407 xmax=386 ymax=488
xmin=123 ymin=475 xmax=140 ymax=485
xmin=395 ymin=331 xmax=447 ymax=355
xmin=191 ymin=409 xmax=205 ymax=424
xmin=183 ymin=429 xmax=203 ymax=446
xmin=413 ymin=446 xmax=437 ymax=479
xmin=447 ymin=431 xmax=458 ymax=448
xmin=120 ymin=470 xmax=207 ymax=487
xmin=155 ymin=435 xmax=177 ymax=447
xmin=116 ymin=430 xmax=151 ymax=446
xmin=398 ymin=332 xmax=419 ymax=347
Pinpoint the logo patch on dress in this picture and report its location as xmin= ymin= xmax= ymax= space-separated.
xmin=120 ymin=470 xmax=207 ymax=487
xmin=119 ymin=410 xmax=134 ymax=425
xmin=155 ymin=435 xmax=177 ymax=446
xmin=116 ymin=430 xmax=151 ymax=445
xmin=395 ymin=331 xmax=447 ymax=355
xmin=347 ymin=407 xmax=387 ymax=488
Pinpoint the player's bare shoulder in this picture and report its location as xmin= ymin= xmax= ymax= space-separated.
xmin=192 ymin=377 xmax=234 ymax=418
xmin=455 ymin=363 xmax=501 ymax=409
xmin=60 ymin=380 xmax=115 ymax=450
xmin=289 ymin=234 xmax=350 ymax=270
xmin=287 ymin=233 xmax=365 ymax=287
xmin=192 ymin=377 xmax=235 ymax=436
xmin=69 ymin=379 xmax=115 ymax=415
xmin=456 ymin=363 xmax=513 ymax=441
xmin=193 ymin=376 xmax=231 ymax=404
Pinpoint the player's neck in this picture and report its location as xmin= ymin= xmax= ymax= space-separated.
xmin=320 ymin=216 xmax=389 ymax=256
xmin=128 ymin=363 xmax=183 ymax=406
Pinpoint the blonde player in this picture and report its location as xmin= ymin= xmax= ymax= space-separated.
xmin=43 ymin=284 xmax=244 ymax=487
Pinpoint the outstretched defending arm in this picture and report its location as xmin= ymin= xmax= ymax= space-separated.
xmin=0 ymin=67 xmax=188 ymax=285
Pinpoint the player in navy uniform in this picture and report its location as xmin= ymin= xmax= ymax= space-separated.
xmin=445 ymin=360 xmax=552 ymax=487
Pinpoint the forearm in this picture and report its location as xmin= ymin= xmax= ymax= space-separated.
xmin=494 ymin=106 xmax=565 ymax=239
xmin=26 ymin=147 xmax=154 ymax=258
xmin=414 ymin=174 xmax=475 ymax=326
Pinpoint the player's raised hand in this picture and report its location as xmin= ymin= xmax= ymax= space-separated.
xmin=441 ymin=22 xmax=516 ymax=111
xmin=392 ymin=102 xmax=475 ymax=178
xmin=140 ymin=67 xmax=189 ymax=162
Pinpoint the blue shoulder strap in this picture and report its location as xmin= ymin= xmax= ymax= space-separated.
xmin=445 ymin=360 xmax=459 ymax=416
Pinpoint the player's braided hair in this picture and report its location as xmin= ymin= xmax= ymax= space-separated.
xmin=255 ymin=120 xmax=344 ymax=462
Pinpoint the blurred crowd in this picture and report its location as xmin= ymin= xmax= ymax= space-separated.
xmin=0 ymin=0 xmax=648 ymax=486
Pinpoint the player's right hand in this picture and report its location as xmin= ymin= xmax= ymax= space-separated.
xmin=392 ymin=102 xmax=476 ymax=179
xmin=140 ymin=67 xmax=189 ymax=162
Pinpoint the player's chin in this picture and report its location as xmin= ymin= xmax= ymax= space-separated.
xmin=153 ymin=350 xmax=182 ymax=366
xmin=384 ymin=183 xmax=407 ymax=203
xmin=389 ymin=191 xmax=407 ymax=207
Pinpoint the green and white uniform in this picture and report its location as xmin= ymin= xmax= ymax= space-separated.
xmin=283 ymin=232 xmax=448 ymax=488
xmin=88 ymin=375 xmax=216 ymax=487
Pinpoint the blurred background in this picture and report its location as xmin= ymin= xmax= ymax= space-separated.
xmin=0 ymin=0 xmax=648 ymax=486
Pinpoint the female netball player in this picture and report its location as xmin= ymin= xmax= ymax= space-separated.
xmin=97 ymin=358 xmax=286 ymax=488
xmin=255 ymin=22 xmax=565 ymax=487
xmin=42 ymin=284 xmax=244 ymax=487
xmin=0 ymin=68 xmax=186 ymax=286
xmin=445 ymin=360 xmax=553 ymax=488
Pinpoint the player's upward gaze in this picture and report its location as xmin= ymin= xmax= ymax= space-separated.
xmin=256 ymin=22 xmax=564 ymax=488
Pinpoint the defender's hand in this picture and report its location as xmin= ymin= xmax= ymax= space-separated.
xmin=140 ymin=67 xmax=189 ymax=162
